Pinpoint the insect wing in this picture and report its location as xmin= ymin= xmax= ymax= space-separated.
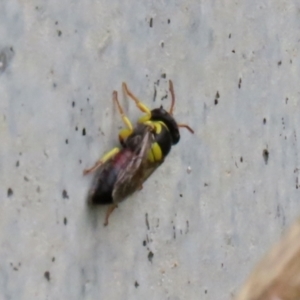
xmin=141 ymin=158 xmax=163 ymax=185
xmin=112 ymin=128 xmax=153 ymax=203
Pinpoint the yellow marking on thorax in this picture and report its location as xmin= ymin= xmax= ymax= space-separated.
xmin=148 ymin=142 xmax=163 ymax=163
xmin=137 ymin=117 xmax=169 ymax=163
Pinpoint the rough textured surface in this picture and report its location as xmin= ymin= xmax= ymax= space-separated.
xmin=1 ymin=1 xmax=300 ymax=299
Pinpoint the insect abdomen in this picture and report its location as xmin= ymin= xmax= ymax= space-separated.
xmin=88 ymin=150 xmax=133 ymax=205
xmin=88 ymin=167 xmax=118 ymax=205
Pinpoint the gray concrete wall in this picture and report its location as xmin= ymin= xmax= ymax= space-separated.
xmin=1 ymin=1 xmax=300 ymax=299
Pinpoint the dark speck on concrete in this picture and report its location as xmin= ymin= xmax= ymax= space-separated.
xmin=7 ymin=188 xmax=13 ymax=197
xmin=145 ymin=213 xmax=150 ymax=230
xmin=148 ymin=251 xmax=154 ymax=263
xmin=161 ymin=94 xmax=168 ymax=101
xmin=153 ymin=85 xmax=157 ymax=102
xmin=44 ymin=271 xmax=50 ymax=281
xmin=0 ymin=47 xmax=15 ymax=74
xmin=134 ymin=281 xmax=139 ymax=288
xmin=149 ymin=18 xmax=153 ymax=28
xmin=263 ymin=149 xmax=269 ymax=164
xmin=62 ymin=190 xmax=69 ymax=199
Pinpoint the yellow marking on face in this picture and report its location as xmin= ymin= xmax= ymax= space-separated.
xmin=153 ymin=122 xmax=162 ymax=134
xmin=141 ymin=121 xmax=164 ymax=134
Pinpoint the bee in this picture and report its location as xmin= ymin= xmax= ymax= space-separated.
xmin=84 ymin=80 xmax=194 ymax=226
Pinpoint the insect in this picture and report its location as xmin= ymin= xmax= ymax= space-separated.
xmin=84 ymin=80 xmax=194 ymax=226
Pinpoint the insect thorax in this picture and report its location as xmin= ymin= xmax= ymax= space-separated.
xmin=150 ymin=108 xmax=180 ymax=144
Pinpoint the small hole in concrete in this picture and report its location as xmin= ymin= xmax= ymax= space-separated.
xmin=148 ymin=251 xmax=154 ymax=263
xmin=263 ymin=149 xmax=269 ymax=164
xmin=7 ymin=188 xmax=13 ymax=197
xmin=44 ymin=271 xmax=50 ymax=281
xmin=149 ymin=18 xmax=153 ymax=28
xmin=62 ymin=190 xmax=69 ymax=199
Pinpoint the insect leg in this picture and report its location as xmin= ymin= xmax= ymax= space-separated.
xmin=104 ymin=204 xmax=118 ymax=226
xmin=113 ymin=91 xmax=133 ymax=130
xmin=83 ymin=147 xmax=120 ymax=175
xmin=122 ymin=82 xmax=151 ymax=115
xmin=113 ymin=90 xmax=134 ymax=144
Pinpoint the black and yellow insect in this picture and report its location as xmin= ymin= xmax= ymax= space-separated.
xmin=84 ymin=80 xmax=194 ymax=226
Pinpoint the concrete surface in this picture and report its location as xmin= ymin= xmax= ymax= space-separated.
xmin=1 ymin=1 xmax=300 ymax=299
